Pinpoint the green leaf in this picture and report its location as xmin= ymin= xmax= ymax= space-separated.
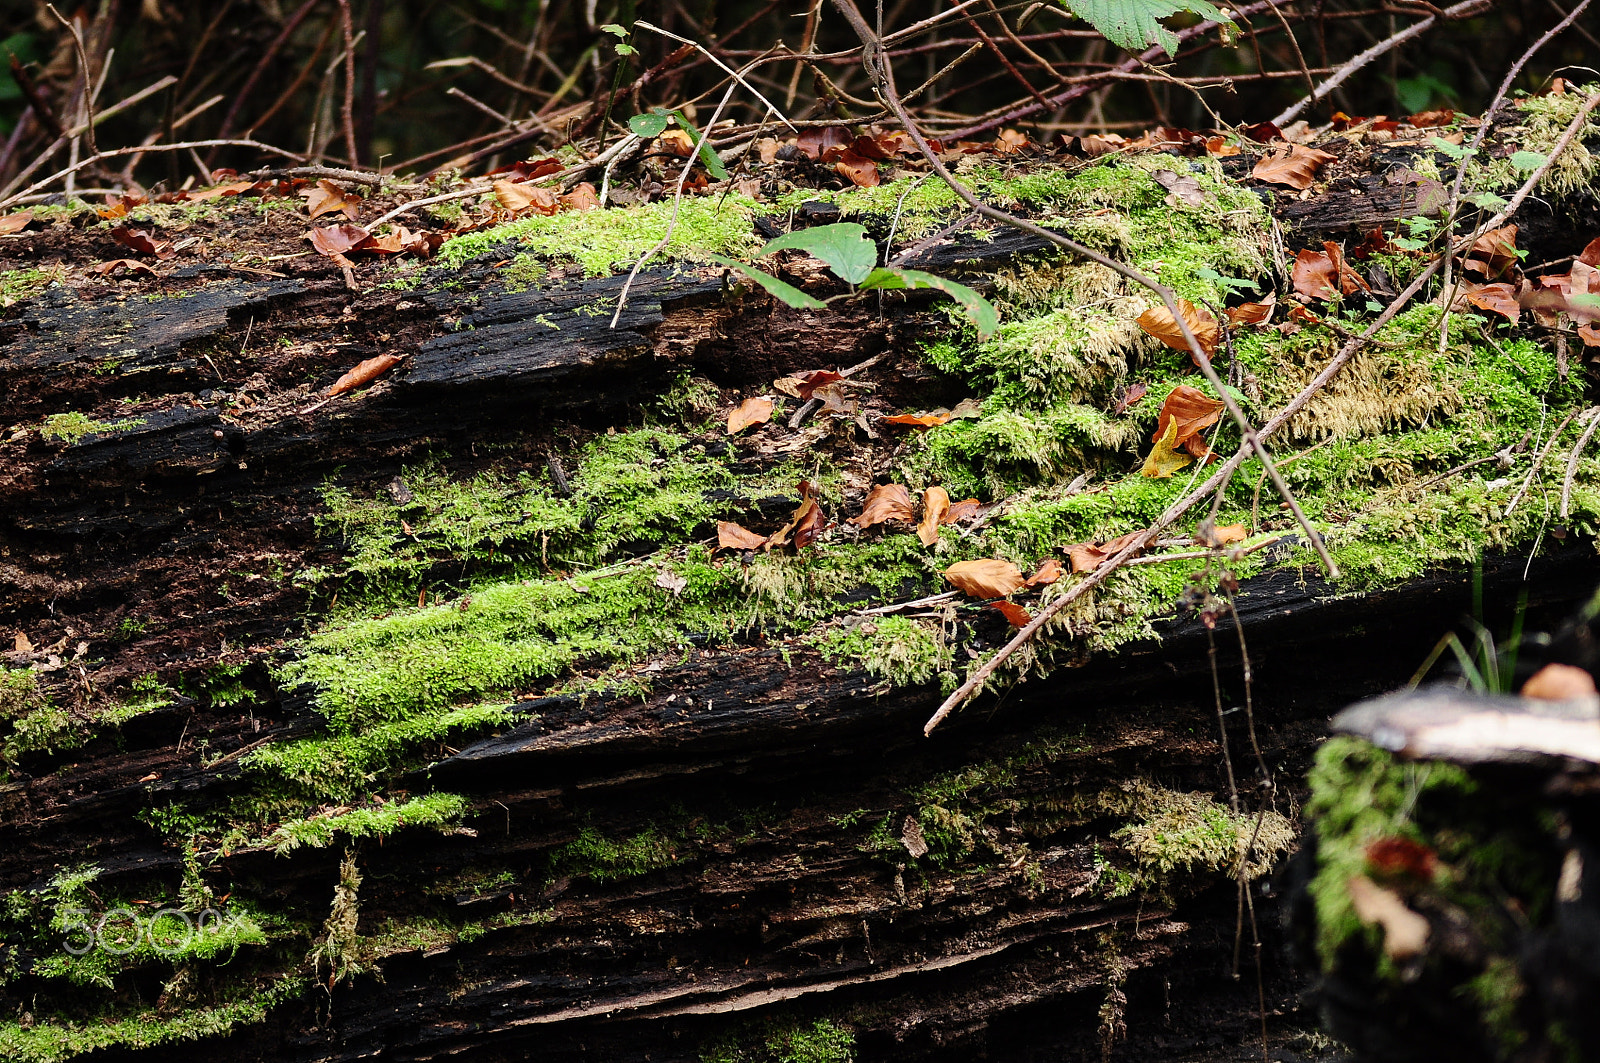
xmin=1466 ymin=191 xmax=1508 ymax=211
xmin=708 ymin=255 xmax=827 ymax=309
xmin=1509 ymin=150 xmax=1548 ymax=174
xmin=666 ymin=110 xmax=729 ymax=181
xmin=759 ymin=223 xmax=877 ymax=285
xmin=628 ymin=113 xmax=670 ymax=138
xmin=599 ymin=24 xmax=628 ymax=36
xmin=1428 ymin=135 xmax=1474 ymax=162
xmin=1062 ymin=0 xmax=1232 ymax=56
xmin=858 ymin=267 xmax=999 ymax=338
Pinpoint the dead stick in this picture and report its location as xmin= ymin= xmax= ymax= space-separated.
xmin=1560 ymin=408 xmax=1600 ymax=518
xmin=8 ymin=55 xmax=65 ymax=139
xmin=0 ymin=138 xmax=303 ymax=212
xmin=0 ymin=76 xmax=180 ymax=200
xmin=336 ymin=0 xmax=360 ymax=166
xmin=47 ymin=4 xmax=98 ymax=159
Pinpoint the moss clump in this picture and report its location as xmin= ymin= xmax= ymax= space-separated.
xmin=264 ymin=792 xmax=470 ymax=854
xmin=701 ymin=1018 xmax=856 ymax=1063
xmin=436 ymin=192 xmax=761 ymax=275
xmin=37 ymin=412 xmax=143 ymax=444
xmin=0 ymin=671 xmax=82 ymax=767
xmin=550 ymin=826 xmax=679 ymax=882
xmin=814 ymin=615 xmax=949 ymax=689
xmin=1100 ymin=782 xmax=1294 ymax=897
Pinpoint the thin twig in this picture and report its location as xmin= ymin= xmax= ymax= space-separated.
xmin=0 ymin=139 xmax=304 ymax=212
xmin=1272 ymin=0 xmax=1490 ymax=124
xmin=1561 ymin=407 xmax=1600 ymax=518
xmin=1506 ymin=410 xmax=1577 ymax=517
xmin=0 ymin=75 xmax=178 ymax=200
xmin=47 ymin=4 xmax=98 ymax=159
xmin=631 ymin=20 xmax=798 ymax=131
xmin=336 ymin=0 xmax=360 ymax=166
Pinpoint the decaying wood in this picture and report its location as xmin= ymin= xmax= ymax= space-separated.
xmin=1 ymin=130 xmax=1597 ymax=1061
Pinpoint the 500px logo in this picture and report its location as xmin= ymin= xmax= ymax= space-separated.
xmin=58 ymin=907 xmax=242 ymax=956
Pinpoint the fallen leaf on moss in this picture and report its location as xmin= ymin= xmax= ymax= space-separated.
xmin=1140 ymin=416 xmax=1192 ymax=478
xmin=1136 ymin=298 xmax=1218 ymax=361
xmin=990 ymin=600 xmax=1032 ymax=627
xmin=0 ymin=210 xmax=34 ymax=234
xmin=1194 ymin=522 xmax=1248 ymax=547
xmin=727 ymin=396 xmax=775 ymax=434
xmin=944 ymin=558 xmax=1025 ymax=598
xmin=1226 ymin=294 xmax=1276 ymax=325
xmin=945 ymin=498 xmax=983 ymax=523
xmin=853 ymin=484 xmax=914 ymax=528
xmin=654 ymin=569 xmax=688 ymax=596
xmin=1292 ymin=243 xmax=1367 ymax=302
xmin=1251 ymin=144 xmax=1336 ymax=189
xmin=717 ymin=521 xmax=768 ymax=550
xmin=1464 ymin=223 xmax=1519 ymax=278
xmin=1026 ymin=559 xmax=1063 ymax=586
xmin=329 ymin=354 xmax=401 ymax=396
xmin=1152 ymin=169 xmax=1206 ymax=206
xmin=834 ymin=148 xmax=880 ymax=187
xmin=768 ymin=482 xmax=831 ymax=550
xmin=918 ymin=486 xmax=950 ymax=546
xmin=1463 ymin=281 xmax=1520 ymax=323
xmin=493 ymin=179 xmax=559 ymax=215
xmin=308 ymin=223 xmax=370 ymax=256
xmin=1065 ymin=531 xmax=1147 ymax=573
xmin=561 ymin=182 xmax=601 ymax=211
xmin=1155 ymin=385 xmax=1224 ymax=460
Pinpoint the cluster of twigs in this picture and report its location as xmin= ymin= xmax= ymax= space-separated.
xmin=1 ymin=0 xmax=1587 ymax=201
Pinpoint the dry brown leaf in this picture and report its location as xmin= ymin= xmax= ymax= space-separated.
xmin=302 ymin=179 xmax=361 ymax=220
xmin=1291 ymin=249 xmax=1340 ymax=302
xmin=1204 ymin=136 xmax=1241 ymax=157
xmin=1251 ymin=144 xmax=1337 ymax=189
xmin=944 ymin=499 xmax=983 ymax=523
xmin=918 ymin=487 xmax=951 ymax=547
xmin=14 ymin=632 xmax=33 ymax=653
xmin=1465 ymin=224 xmax=1519 ymax=278
xmin=1580 ymin=322 xmax=1600 ymax=347
xmin=834 ymin=148 xmax=880 ymax=188
xmin=943 ymin=558 xmax=1026 ymax=598
xmin=791 ymin=499 xmax=830 ymax=549
xmin=727 ymin=396 xmax=775 ymax=434
xmin=111 ymin=225 xmax=174 ymax=259
xmin=493 ymin=179 xmax=559 ymax=215
xmin=796 ymin=126 xmax=851 ymax=160
xmin=561 ymin=182 xmax=601 ymax=211
xmin=1579 ymin=236 xmax=1600 ymax=268
xmin=1114 ymin=382 xmax=1149 ymax=415
xmin=1079 ymin=133 xmax=1127 ymax=156
xmin=1226 ymin=293 xmax=1276 ymax=326
xmin=1065 ymin=531 xmax=1147 ymax=573
xmin=1136 ymin=299 xmax=1218 ymax=362
xmin=0 ymin=210 xmax=35 ymax=235
xmin=1026 ymin=559 xmax=1063 ymax=586
xmin=308 ymin=223 xmax=371 ymax=256
xmin=853 ymin=484 xmax=915 ymax=528
xmin=1521 ymin=662 xmax=1597 ymax=700
xmin=1463 ymin=281 xmax=1520 ymax=323
xmin=990 ymin=600 xmax=1033 ymax=627
xmin=91 ymin=258 xmax=158 ymax=277
xmin=328 ymin=353 xmax=401 ymax=396
xmin=189 ymin=179 xmax=257 ymax=203
xmin=1194 ymin=522 xmax=1248 ymax=547
xmin=657 ymin=128 xmax=696 ymax=157
xmin=1154 ymin=385 xmax=1224 ymax=460
xmin=717 ymin=521 xmax=768 ymax=551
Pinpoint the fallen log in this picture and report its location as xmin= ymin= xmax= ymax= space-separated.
xmin=1 ymin=96 xmax=1598 ymax=1061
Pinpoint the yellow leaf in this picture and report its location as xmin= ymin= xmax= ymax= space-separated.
xmin=1140 ymin=416 xmax=1192 ymax=478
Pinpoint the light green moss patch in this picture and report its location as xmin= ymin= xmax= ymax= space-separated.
xmin=814 ymin=615 xmax=950 ymax=689
xmin=701 ymin=1017 xmax=856 ymax=1063
xmin=437 ymin=192 xmax=761 ymax=275
xmin=264 ymin=792 xmax=470 ymax=854
xmin=37 ymin=412 xmax=144 ymax=444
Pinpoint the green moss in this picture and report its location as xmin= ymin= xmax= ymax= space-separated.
xmin=437 ymin=192 xmax=761 ymax=275
xmin=0 ymin=265 xmax=65 ymax=304
xmin=264 ymin=792 xmax=470 ymax=854
xmin=814 ymin=615 xmax=949 ymax=689
xmin=701 ymin=1018 xmax=855 ymax=1063
xmin=550 ymin=826 xmax=679 ymax=882
xmin=37 ymin=412 xmax=144 ymax=444
xmin=1103 ymin=783 xmax=1294 ymax=897
xmin=0 ymin=977 xmax=306 ymax=1063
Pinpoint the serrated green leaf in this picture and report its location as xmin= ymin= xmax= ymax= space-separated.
xmin=709 ymin=255 xmax=826 ymax=309
xmin=1466 ymin=191 xmax=1508 ymax=210
xmin=1063 ymin=0 xmax=1231 ymax=55
xmin=599 ymin=23 xmax=628 ymax=36
xmin=1509 ymin=150 xmax=1548 ymax=174
xmin=759 ymin=223 xmax=877 ymax=285
xmin=1429 ymin=135 xmax=1473 ymax=161
xmin=858 ymin=267 xmax=999 ymax=338
xmin=628 ymin=113 xmax=670 ymax=138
